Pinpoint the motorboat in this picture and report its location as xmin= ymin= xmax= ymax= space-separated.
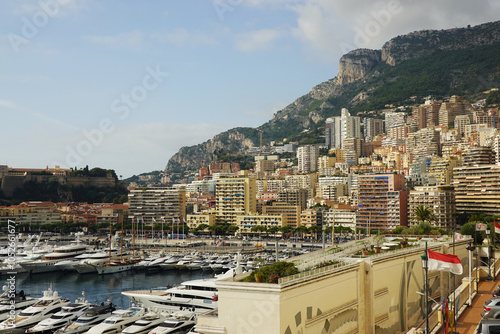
xmin=85 ymin=307 xmax=145 ymax=334
xmin=54 ymin=303 xmax=115 ymax=334
xmin=121 ymin=311 xmax=168 ymax=334
xmin=0 ymin=289 xmax=70 ymax=331
xmin=25 ymin=297 xmax=90 ymax=334
xmin=146 ymin=311 xmax=195 ymax=334
xmin=0 ymin=289 xmax=37 ymax=322
xmin=158 ymin=256 xmax=181 ymax=271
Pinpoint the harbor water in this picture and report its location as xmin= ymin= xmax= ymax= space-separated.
xmin=9 ymin=270 xmax=214 ymax=309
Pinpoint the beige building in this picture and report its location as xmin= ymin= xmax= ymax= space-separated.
xmin=195 ymin=240 xmax=471 ymax=334
xmin=428 ymin=155 xmax=461 ymax=185
xmin=186 ymin=212 xmax=216 ymax=230
xmin=215 ymin=175 xmax=256 ymax=225
xmin=453 ymin=164 xmax=500 ymax=215
xmin=408 ymin=185 xmax=456 ymax=231
xmin=129 ymin=187 xmax=186 ymax=225
xmin=438 ymin=95 xmax=472 ymax=128
xmin=236 ymin=214 xmax=285 ymax=234
xmin=262 ymin=202 xmax=301 ymax=228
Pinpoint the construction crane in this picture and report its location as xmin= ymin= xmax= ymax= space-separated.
xmin=254 ymin=128 xmax=263 ymax=148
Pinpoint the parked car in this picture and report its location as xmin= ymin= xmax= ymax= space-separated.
xmin=493 ymin=286 xmax=500 ymax=297
xmin=477 ymin=318 xmax=500 ymax=333
xmin=483 ymin=298 xmax=500 ymax=319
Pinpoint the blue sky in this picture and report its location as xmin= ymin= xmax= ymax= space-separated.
xmin=1 ymin=0 xmax=499 ymax=178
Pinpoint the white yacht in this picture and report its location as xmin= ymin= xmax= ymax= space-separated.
xmin=20 ymin=244 xmax=89 ymax=274
xmin=146 ymin=311 xmax=195 ymax=334
xmin=0 ymin=289 xmax=37 ymax=321
xmin=0 ymin=289 xmax=70 ymax=331
xmin=121 ymin=312 xmax=168 ymax=334
xmin=54 ymin=303 xmax=115 ymax=334
xmin=122 ymin=267 xmax=240 ymax=315
xmin=84 ymin=307 xmax=145 ymax=334
xmin=73 ymin=250 xmax=120 ymax=274
xmin=26 ymin=298 xmax=90 ymax=334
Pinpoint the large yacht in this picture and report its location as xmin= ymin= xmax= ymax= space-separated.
xmin=0 ymin=289 xmax=37 ymax=321
xmin=122 ymin=266 xmax=241 ymax=314
xmin=0 ymin=289 xmax=70 ymax=331
xmin=25 ymin=299 xmax=90 ymax=334
xmin=121 ymin=311 xmax=168 ymax=334
xmin=54 ymin=303 xmax=115 ymax=334
xmin=19 ymin=243 xmax=89 ymax=274
xmin=146 ymin=311 xmax=196 ymax=334
xmin=85 ymin=307 xmax=145 ymax=334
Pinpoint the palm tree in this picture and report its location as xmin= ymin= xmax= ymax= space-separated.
xmin=414 ymin=205 xmax=436 ymax=234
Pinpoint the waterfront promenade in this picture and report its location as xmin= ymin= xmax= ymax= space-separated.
xmin=455 ymin=273 xmax=499 ymax=334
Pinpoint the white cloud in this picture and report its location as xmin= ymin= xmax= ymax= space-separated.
xmin=0 ymin=99 xmax=23 ymax=110
xmin=235 ymin=28 xmax=285 ymax=52
xmin=83 ymin=30 xmax=144 ymax=49
xmin=240 ymin=0 xmax=500 ymax=62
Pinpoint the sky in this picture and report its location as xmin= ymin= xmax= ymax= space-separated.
xmin=1 ymin=0 xmax=499 ymax=178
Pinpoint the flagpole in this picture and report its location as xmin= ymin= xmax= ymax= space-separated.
xmin=422 ymin=242 xmax=429 ymax=334
xmin=487 ymin=225 xmax=493 ymax=281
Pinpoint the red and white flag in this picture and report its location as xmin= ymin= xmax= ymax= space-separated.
xmin=495 ymin=221 xmax=500 ymax=234
xmin=427 ymin=249 xmax=463 ymax=275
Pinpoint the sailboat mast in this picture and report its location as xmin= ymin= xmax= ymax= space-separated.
xmin=120 ymin=218 xmax=124 ymax=260
xmin=108 ymin=219 xmax=112 ymax=265
xmin=132 ymin=217 xmax=135 ymax=257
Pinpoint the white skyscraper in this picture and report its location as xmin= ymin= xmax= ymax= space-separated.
xmin=340 ymin=108 xmax=361 ymax=147
xmin=297 ymin=145 xmax=319 ymax=173
xmin=325 ymin=117 xmax=341 ymax=149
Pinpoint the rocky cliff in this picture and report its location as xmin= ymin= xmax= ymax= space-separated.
xmin=165 ymin=20 xmax=500 ymax=175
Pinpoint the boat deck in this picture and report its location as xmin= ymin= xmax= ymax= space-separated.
xmin=125 ymin=290 xmax=169 ymax=296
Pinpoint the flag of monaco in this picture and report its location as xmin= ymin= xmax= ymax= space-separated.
xmin=427 ymin=249 xmax=463 ymax=275
xmin=495 ymin=221 xmax=500 ymax=234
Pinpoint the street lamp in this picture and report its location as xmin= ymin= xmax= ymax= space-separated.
xmin=421 ymin=244 xmax=429 ymax=334
xmin=466 ymin=242 xmax=476 ymax=307
xmin=486 ymin=226 xmax=493 ymax=281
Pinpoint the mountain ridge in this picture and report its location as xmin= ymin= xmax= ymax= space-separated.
xmin=165 ymin=20 xmax=500 ymax=176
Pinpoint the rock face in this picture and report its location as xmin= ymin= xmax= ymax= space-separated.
xmin=165 ymin=20 xmax=500 ymax=174
xmin=167 ymin=128 xmax=254 ymax=173
xmin=337 ymin=49 xmax=382 ymax=85
xmin=381 ymin=20 xmax=500 ymax=66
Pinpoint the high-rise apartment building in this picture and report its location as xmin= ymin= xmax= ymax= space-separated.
xmin=385 ymin=111 xmax=406 ymax=132
xmin=406 ymin=127 xmax=441 ymax=162
xmin=129 ymin=187 xmax=186 ymax=225
xmin=407 ymin=185 xmax=455 ymax=231
xmin=340 ymin=108 xmax=361 ymax=147
xmin=357 ymin=173 xmax=407 ymax=230
xmin=453 ymin=164 xmax=500 ymax=215
xmin=438 ymin=95 xmax=472 ymax=128
xmin=428 ymin=156 xmax=461 ymax=186
xmin=363 ymin=117 xmax=384 ymax=142
xmin=278 ymin=189 xmax=309 ymax=211
xmin=462 ymin=146 xmax=494 ymax=166
xmin=297 ymin=145 xmax=320 ymax=173
xmin=325 ymin=117 xmax=342 ymax=149
xmin=215 ymin=175 xmax=256 ymax=225
xmin=262 ymin=202 xmax=301 ymax=228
